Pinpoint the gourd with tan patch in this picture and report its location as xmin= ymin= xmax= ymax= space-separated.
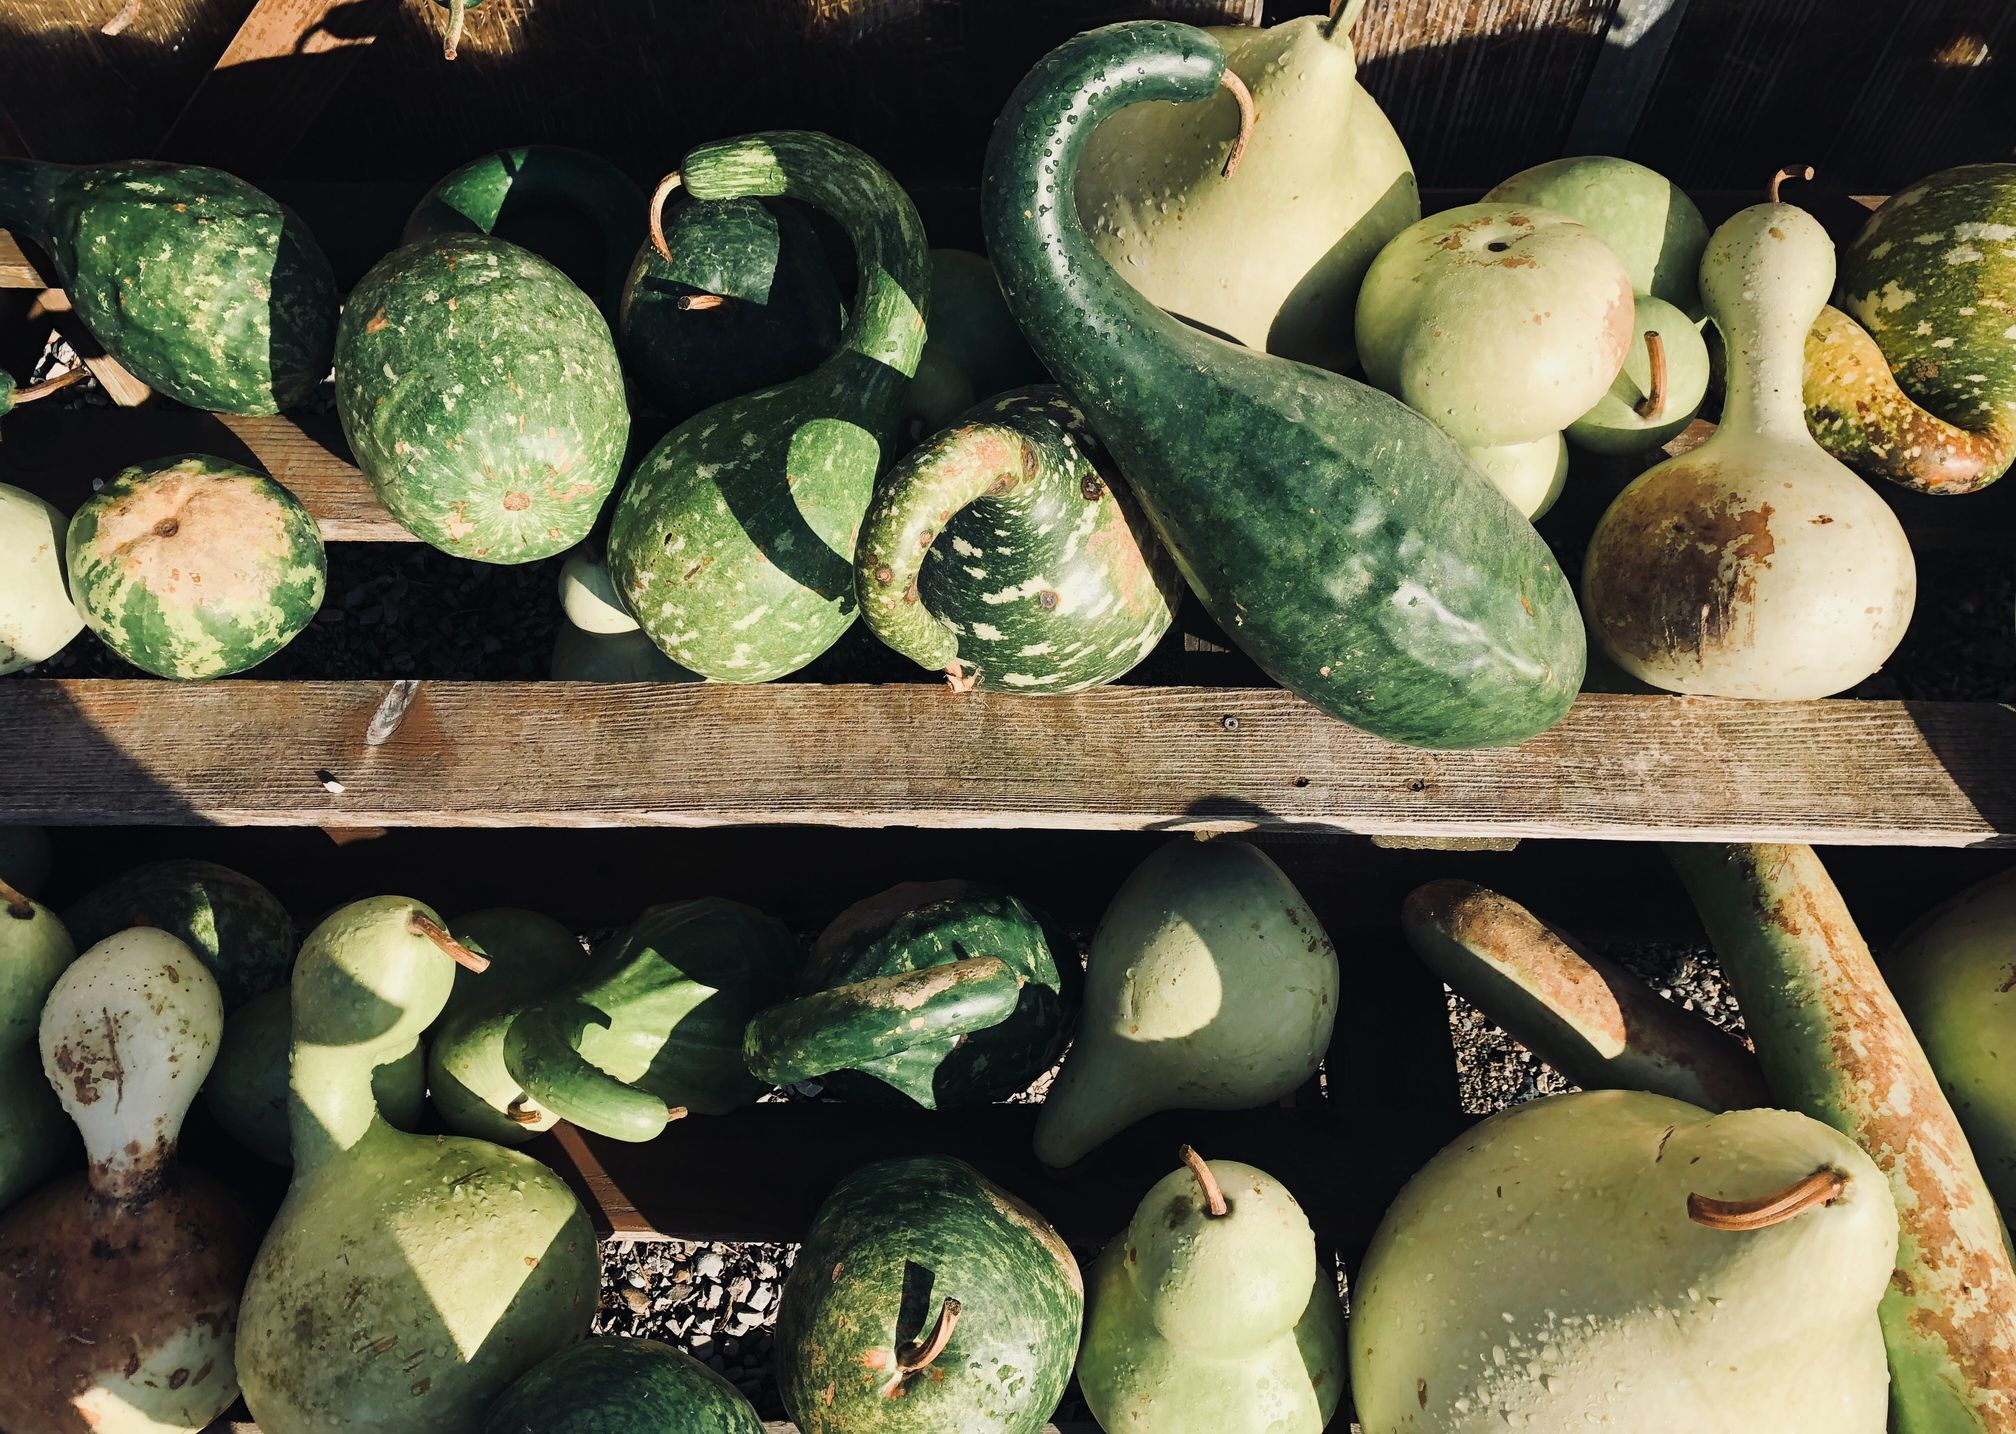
xmin=1583 ymin=176 xmax=1917 ymax=698
xmin=0 ymin=927 xmax=256 ymax=1434
xmin=65 ymin=456 xmax=326 ymax=680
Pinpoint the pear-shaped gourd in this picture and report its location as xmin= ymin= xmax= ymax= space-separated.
xmin=1564 ymin=301 xmax=1712 ymax=455
xmin=0 ymin=160 xmax=338 ymax=414
xmin=1584 ymin=177 xmax=1917 ymax=698
xmin=1464 ymin=432 xmax=1569 ymax=519
xmin=608 ymin=134 xmax=931 ymax=682
xmin=1483 ymin=155 xmax=1711 ymax=311
xmin=1079 ymin=1149 xmax=1344 ymax=1433
xmin=1 ymin=483 xmax=83 ymax=674
xmin=236 ymin=897 xmax=599 ymax=1434
xmin=1350 ymin=1089 xmax=1898 ymax=1433
xmin=0 ymin=928 xmax=255 ymax=1434
xmin=1033 ymin=840 xmax=1338 ymax=1168
xmin=426 ymin=907 xmax=583 ymax=1145
xmin=0 ymin=877 xmax=76 ymax=1210
xmin=485 ymin=1336 xmax=765 ymax=1434
xmin=855 ymin=388 xmax=1181 ymax=693
xmin=65 ymin=858 xmax=295 ymax=1009
xmin=984 ymin=22 xmax=1584 ymax=748
xmin=1075 ymin=0 xmax=1418 ymax=372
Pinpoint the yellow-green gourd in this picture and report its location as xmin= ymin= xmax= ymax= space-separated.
xmin=0 ymin=876 xmax=75 ymax=1211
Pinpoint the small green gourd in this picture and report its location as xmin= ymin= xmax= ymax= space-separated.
xmin=426 ymin=907 xmax=583 ymax=1145
xmin=64 ymin=858 xmax=295 ymax=1010
xmin=485 ymin=1337 xmax=765 ymax=1434
xmin=607 ymin=133 xmax=931 ymax=682
xmin=899 ymin=249 xmax=1047 ymax=438
xmin=0 ymin=875 xmax=76 ymax=1212
xmin=236 ymin=897 xmax=599 ymax=1434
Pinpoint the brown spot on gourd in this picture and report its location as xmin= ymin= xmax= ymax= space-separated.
xmin=364 ymin=310 xmax=389 ymax=334
xmin=502 ymin=491 xmax=531 ymax=512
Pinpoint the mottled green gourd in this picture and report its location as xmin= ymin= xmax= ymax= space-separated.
xmin=744 ymin=881 xmax=1079 ymax=1110
xmin=236 ymin=897 xmax=599 ymax=1434
xmin=0 ymin=878 xmax=76 ymax=1212
xmin=900 ymin=249 xmax=1047 ymax=437
xmin=64 ymin=858 xmax=295 ymax=1010
xmin=982 ymin=23 xmax=1584 ymax=748
xmin=500 ymin=899 xmax=799 ymax=1142
xmin=607 ymin=133 xmax=930 ymax=682
xmin=856 ymin=388 xmax=1180 ymax=692
xmin=0 ymin=160 xmax=338 ymax=414
xmin=485 ymin=1338 xmax=764 ymax=1434
xmin=776 ymin=1156 xmax=1083 ymax=1434
xmin=0 ymin=482 xmax=83 ymax=674
xmin=426 ymin=908 xmax=583 ymax=1145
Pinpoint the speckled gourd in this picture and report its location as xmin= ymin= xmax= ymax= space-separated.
xmin=855 ymin=388 xmax=1180 ymax=692
xmin=65 ymin=857 xmax=296 ymax=1009
xmin=485 ymin=1337 xmax=765 ymax=1434
xmin=0 ymin=160 xmax=337 ymax=413
xmin=236 ymin=897 xmax=598 ymax=1434
xmin=0 ymin=877 xmax=76 ymax=1211
xmin=1583 ymin=187 xmax=1917 ymax=698
xmin=0 ymin=483 xmax=82 ymax=674
xmin=426 ymin=907 xmax=583 ymax=1145
xmin=0 ymin=928 xmax=255 ymax=1434
xmin=607 ymin=132 xmax=930 ymax=682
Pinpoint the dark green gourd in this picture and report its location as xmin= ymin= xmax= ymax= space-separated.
xmin=427 ymin=908 xmax=584 ymax=1146
xmin=0 ymin=160 xmax=338 ymax=414
xmin=607 ymin=133 xmax=930 ymax=682
xmin=981 ymin=23 xmax=1585 ymax=748
xmin=485 ymin=1337 xmax=764 ymax=1434
xmin=856 ymin=387 xmax=1179 ymax=692
xmin=64 ymin=858 xmax=294 ymax=1009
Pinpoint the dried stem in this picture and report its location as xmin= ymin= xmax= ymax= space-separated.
xmin=666 ymin=1105 xmax=689 ymax=1123
xmin=13 ymin=369 xmax=86 ymax=406
xmin=1689 ymin=1168 xmax=1846 ymax=1231
xmin=1217 ymin=71 xmax=1257 ymax=180
xmin=675 ymin=294 xmax=727 ymax=311
xmin=1181 ymin=1144 xmax=1228 ymax=1217
xmin=505 ymin=1099 xmax=542 ymax=1126
xmin=896 ymin=1297 xmax=962 ymax=1375
xmin=0 ymin=876 xmax=33 ymax=920
xmin=1325 ymin=0 xmax=1367 ymax=39
xmin=101 ymin=0 xmax=141 ymax=36
xmin=648 ymin=171 xmax=685 ymax=265
xmin=441 ymin=0 xmax=466 ymax=60
xmin=1634 ymin=331 xmax=1668 ymax=420
xmin=944 ymin=661 xmax=979 ymax=694
xmin=408 ymin=913 xmax=490 ymax=973
xmin=1769 ymin=164 xmax=1815 ymax=204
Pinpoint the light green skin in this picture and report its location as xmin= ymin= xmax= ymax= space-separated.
xmin=427 ymin=908 xmax=582 ymax=1145
xmin=607 ymin=132 xmax=931 ymax=683
xmin=1463 ymin=432 xmax=1567 ymax=519
xmin=1483 ymin=155 xmax=1710 ymax=312
xmin=0 ymin=483 xmax=82 ymax=674
xmin=484 ymin=1337 xmax=764 ymax=1434
xmin=1032 ymin=840 xmax=1339 ymax=1168
xmin=899 ymin=250 xmax=1047 ymax=437
xmin=65 ymin=456 xmax=326 ymax=681
xmin=1565 ymin=295 xmax=1712 ymax=455
xmin=237 ymin=896 xmax=598 ymax=1434
xmin=549 ymin=623 xmax=702 ymax=682
xmin=0 ymin=897 xmax=77 ymax=1211
xmin=1885 ymin=870 xmax=2016 ymax=1221
xmin=65 ymin=857 xmax=295 ymax=1010
xmin=1079 ymin=1160 xmax=1344 ymax=1434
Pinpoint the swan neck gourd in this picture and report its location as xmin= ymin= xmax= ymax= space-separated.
xmin=1703 ymin=201 xmax=1834 ymax=442
xmin=0 ymin=161 xmax=57 ymax=246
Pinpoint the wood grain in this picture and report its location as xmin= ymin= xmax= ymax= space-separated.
xmin=0 ymin=229 xmax=49 ymax=288
xmin=5 ymin=680 xmax=2014 ymax=844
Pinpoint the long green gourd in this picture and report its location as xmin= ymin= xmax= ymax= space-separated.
xmin=607 ymin=133 xmax=930 ymax=682
xmin=980 ymin=22 xmax=1584 ymax=747
xmin=236 ymin=897 xmax=598 ymax=1434
xmin=0 ymin=876 xmax=75 ymax=1212
xmin=1668 ymin=843 xmax=2016 ymax=1430
xmin=0 ymin=161 xmax=338 ymax=414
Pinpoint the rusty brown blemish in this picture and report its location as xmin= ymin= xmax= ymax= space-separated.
xmin=502 ymin=491 xmax=531 ymax=512
xmin=364 ymin=310 xmax=390 ymax=334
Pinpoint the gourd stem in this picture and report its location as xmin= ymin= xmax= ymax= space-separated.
xmin=1634 ymin=331 xmax=1667 ymax=420
xmin=0 ymin=876 xmax=32 ymax=919
xmin=1325 ymin=0 xmax=1367 ymax=39
xmin=1768 ymin=164 xmax=1814 ymax=204
xmin=1181 ymin=1144 xmax=1229 ymax=1217
xmin=505 ymin=1098 xmax=541 ymax=1125
xmin=1688 ymin=1168 xmax=1845 ymax=1231
xmin=13 ymin=368 xmax=85 ymax=405
xmin=101 ymin=0 xmax=141 ymax=36
xmin=897 ymin=1297 xmax=962 ymax=1374
xmin=647 ymin=171 xmax=684 ymax=265
xmin=408 ymin=914 xmax=490 ymax=973
xmin=442 ymin=0 xmax=466 ymax=60
xmin=676 ymin=294 xmax=727 ymax=311
xmin=1218 ymin=71 xmax=1257 ymax=179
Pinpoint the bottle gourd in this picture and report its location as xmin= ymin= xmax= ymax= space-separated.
xmin=0 ymin=876 xmax=75 ymax=1211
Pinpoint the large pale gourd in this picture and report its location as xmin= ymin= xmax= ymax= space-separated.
xmin=0 ymin=484 xmax=82 ymax=674
xmin=1075 ymin=1 xmax=1418 ymax=372
xmin=0 ymin=877 xmax=75 ymax=1211
xmin=1351 ymin=1089 xmax=1898 ymax=1433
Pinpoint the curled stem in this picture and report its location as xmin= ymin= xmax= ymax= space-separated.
xmin=1181 ymin=1144 xmax=1229 ymax=1217
xmin=896 ymin=1297 xmax=962 ymax=1375
xmin=1217 ymin=70 xmax=1257 ymax=180
xmin=408 ymin=913 xmax=490 ymax=973
xmin=505 ymin=1099 xmax=542 ymax=1126
xmin=442 ymin=0 xmax=466 ymax=60
xmin=666 ymin=1105 xmax=689 ymax=1123
xmin=1688 ymin=1168 xmax=1846 ymax=1231
xmin=1634 ymin=331 xmax=1668 ymax=420
xmin=1769 ymin=164 xmax=1815 ymax=204
xmin=0 ymin=876 xmax=33 ymax=920
xmin=944 ymin=660 xmax=979 ymax=694
xmin=648 ymin=171 xmax=685 ymax=265
xmin=13 ymin=368 xmax=87 ymax=405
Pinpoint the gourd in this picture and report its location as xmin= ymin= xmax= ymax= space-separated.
xmin=550 ymin=623 xmax=701 ymax=682
xmin=236 ymin=896 xmax=599 ymax=1434
xmin=606 ymin=133 xmax=930 ymax=683
xmin=432 ymin=0 xmax=485 ymax=59
xmin=1483 ymin=155 xmax=1710 ymax=311
xmin=484 ymin=1336 xmax=765 ymax=1434
xmin=982 ymin=21 xmax=1584 ymax=748
xmin=0 ymin=875 xmax=76 ymax=1211
xmin=65 ymin=857 xmax=295 ymax=1009
xmin=744 ymin=880 xmax=1079 ymax=1110
xmin=854 ymin=387 xmax=1180 ymax=693
xmin=0 ymin=928 xmax=255 ymax=1434
xmin=1563 ymin=300 xmax=1712 ymax=456
xmin=900 ymin=250 xmax=1046 ymax=437
xmin=1583 ymin=173 xmax=1917 ymax=699
xmin=775 ymin=1155 xmax=1082 ymax=1434
xmin=1075 ymin=0 xmax=1419 ymax=373
xmin=427 ymin=907 xmax=583 ymax=1145
xmin=500 ymin=898 xmax=799 ymax=1141
xmin=0 ymin=160 xmax=338 ymax=414
xmin=621 ymin=193 xmax=843 ymax=422
xmin=0 ymin=482 xmax=83 ymax=674
xmin=558 ymin=546 xmax=640 ymax=634
xmin=337 ymin=150 xmax=631 ymax=565
xmin=66 ymin=456 xmax=327 ymax=680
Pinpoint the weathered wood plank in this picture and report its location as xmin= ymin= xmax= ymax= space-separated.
xmin=0 ymin=228 xmax=54 ymax=289
xmin=4 ymin=681 xmax=2013 ymax=844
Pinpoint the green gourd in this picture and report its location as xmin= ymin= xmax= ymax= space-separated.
xmin=744 ymin=881 xmax=1079 ymax=1110
xmin=427 ymin=907 xmax=583 ymax=1145
xmin=1482 ymin=155 xmax=1710 ymax=312
xmin=606 ymin=133 xmax=930 ymax=682
xmin=855 ymin=388 xmax=1180 ymax=692
xmin=65 ymin=858 xmax=295 ymax=1010
xmin=1584 ymin=183 xmax=1918 ymax=699
xmin=66 ymin=455 xmax=327 ymax=681
xmin=0 ymin=482 xmax=83 ymax=675
xmin=982 ymin=22 xmax=1584 ymax=748
xmin=500 ymin=898 xmax=799 ymax=1142
xmin=776 ymin=1155 xmax=1082 ymax=1434
xmin=236 ymin=897 xmax=599 ymax=1434
xmin=900 ymin=249 xmax=1047 ymax=438
xmin=0 ymin=160 xmax=338 ymax=414
xmin=485 ymin=1337 xmax=764 ymax=1434
xmin=0 ymin=876 xmax=76 ymax=1212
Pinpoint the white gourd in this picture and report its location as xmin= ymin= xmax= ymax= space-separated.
xmin=0 ymin=482 xmax=83 ymax=673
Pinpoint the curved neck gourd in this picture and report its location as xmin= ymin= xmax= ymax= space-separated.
xmin=0 ymin=161 xmax=57 ymax=246
xmin=1703 ymin=200 xmax=1834 ymax=444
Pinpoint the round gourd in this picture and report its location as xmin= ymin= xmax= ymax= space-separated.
xmin=1464 ymin=432 xmax=1568 ymax=519
xmin=0 ymin=482 xmax=82 ymax=674
xmin=0 ymin=879 xmax=77 ymax=1212
xmin=1565 ymin=296 xmax=1712 ymax=455
xmin=64 ymin=858 xmax=294 ymax=1010
xmin=899 ymin=250 xmax=1046 ymax=437
xmin=1483 ymin=155 xmax=1710 ymax=311
xmin=65 ymin=457 xmax=325 ymax=680
xmin=485 ymin=1337 xmax=764 ymax=1434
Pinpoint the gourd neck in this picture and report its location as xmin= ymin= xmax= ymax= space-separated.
xmin=0 ymin=160 xmax=55 ymax=241
xmin=1720 ymin=319 xmax=1811 ymax=439
xmin=1703 ymin=200 xmax=1836 ymax=443
xmin=290 ymin=1041 xmax=395 ymax=1170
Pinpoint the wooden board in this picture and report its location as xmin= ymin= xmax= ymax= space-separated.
xmin=5 ymin=680 xmax=2015 ymax=843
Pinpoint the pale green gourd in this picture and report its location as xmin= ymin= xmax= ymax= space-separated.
xmin=1584 ymin=180 xmax=1917 ymax=698
xmin=0 ymin=875 xmax=75 ymax=1211
xmin=427 ymin=907 xmax=583 ymax=1145
xmin=0 ymin=483 xmax=83 ymax=675
xmin=236 ymin=897 xmax=598 ymax=1434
